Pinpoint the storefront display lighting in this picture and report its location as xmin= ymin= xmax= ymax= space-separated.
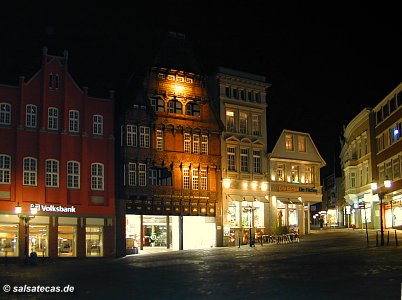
xmin=371 ymin=178 xmax=392 ymax=246
xmin=15 ymin=203 xmax=37 ymax=263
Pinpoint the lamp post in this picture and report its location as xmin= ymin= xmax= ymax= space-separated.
xmin=371 ymin=178 xmax=392 ymax=246
xmin=15 ymin=203 xmax=37 ymax=263
xmin=242 ymin=198 xmax=257 ymax=247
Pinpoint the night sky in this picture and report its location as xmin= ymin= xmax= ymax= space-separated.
xmin=1 ymin=2 xmax=401 ymax=179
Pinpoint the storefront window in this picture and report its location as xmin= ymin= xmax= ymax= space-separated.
xmin=0 ymin=224 xmax=18 ymax=257
xmin=58 ymin=226 xmax=76 ymax=257
xmin=86 ymin=226 xmax=103 ymax=257
xmin=29 ymin=225 xmax=48 ymax=257
xmin=226 ymin=201 xmax=240 ymax=227
xmin=288 ymin=204 xmax=298 ymax=226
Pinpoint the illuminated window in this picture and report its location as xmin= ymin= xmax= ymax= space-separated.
xmin=139 ymin=126 xmax=150 ymax=148
xmin=200 ymin=170 xmax=207 ymax=190
xmin=58 ymin=226 xmax=76 ymax=257
xmin=185 ymin=102 xmax=200 ymax=116
xmin=156 ymin=130 xmax=163 ymax=151
xmin=390 ymin=123 xmax=401 ymax=143
xmin=239 ymin=112 xmax=248 ymax=134
xmin=276 ymin=164 xmax=284 ymax=181
xmin=227 ymin=146 xmax=236 ymax=171
xmin=128 ymin=163 xmax=136 ymax=186
xmin=0 ymin=103 xmax=11 ymax=125
xmin=48 ymin=107 xmax=58 ymax=130
xmin=298 ymin=136 xmax=306 ymax=152
xmin=226 ymin=110 xmax=236 ymax=132
xmin=291 ymin=165 xmax=299 ymax=183
xmin=127 ymin=125 xmax=137 ymax=147
xmin=184 ymin=133 xmax=191 ymax=153
xmin=0 ymin=154 xmax=11 ymax=184
xmin=192 ymin=169 xmax=199 ymax=190
xmin=67 ymin=161 xmax=80 ymax=189
xmin=201 ymin=135 xmax=208 ymax=154
xmin=23 ymin=157 xmax=37 ymax=186
xmin=45 ymin=159 xmax=59 ymax=187
xmin=252 ymin=115 xmax=261 ymax=136
xmin=168 ymin=100 xmax=182 ymax=114
xmin=240 ymin=148 xmax=249 ymax=172
xmin=183 ymin=169 xmax=190 ymax=189
xmin=193 ymin=134 xmax=200 ymax=154
xmin=69 ymin=110 xmax=79 ymax=133
xmin=253 ymin=150 xmax=262 ymax=173
xmin=138 ymin=163 xmax=146 ymax=186
xmin=93 ymin=115 xmax=103 ymax=135
xmin=305 ymin=166 xmax=313 ymax=183
xmin=86 ymin=226 xmax=103 ymax=257
xmin=285 ymin=134 xmax=294 ymax=151
xmin=91 ymin=163 xmax=104 ymax=191
xmin=26 ymin=104 xmax=37 ymax=128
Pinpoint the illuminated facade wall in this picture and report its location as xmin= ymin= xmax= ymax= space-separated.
xmin=116 ymin=33 xmax=223 ymax=254
xmin=339 ymin=109 xmax=377 ymax=229
xmin=0 ymin=48 xmax=115 ymax=258
xmin=209 ymin=67 xmax=270 ymax=246
xmin=372 ymin=82 xmax=402 ymax=228
xmin=268 ymin=130 xmax=326 ymax=235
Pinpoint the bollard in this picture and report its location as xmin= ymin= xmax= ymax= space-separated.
xmin=387 ymin=231 xmax=390 ymax=246
xmin=395 ymin=230 xmax=398 ymax=246
xmin=238 ymin=237 xmax=241 ymax=248
xmin=376 ymin=231 xmax=378 ymax=247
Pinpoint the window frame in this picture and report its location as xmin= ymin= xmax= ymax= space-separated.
xmin=0 ymin=154 xmax=11 ymax=184
xmin=0 ymin=103 xmax=11 ymax=125
xmin=26 ymin=104 xmax=37 ymax=128
xmin=91 ymin=163 xmax=104 ymax=191
xmin=23 ymin=157 xmax=37 ymax=186
xmin=67 ymin=161 xmax=80 ymax=189
xmin=45 ymin=159 xmax=59 ymax=187
xmin=69 ymin=110 xmax=79 ymax=133
xmin=93 ymin=115 xmax=104 ymax=135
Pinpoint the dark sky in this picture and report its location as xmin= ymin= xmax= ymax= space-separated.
xmin=1 ymin=2 xmax=401 ymax=178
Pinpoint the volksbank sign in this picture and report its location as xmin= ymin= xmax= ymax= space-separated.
xmin=30 ymin=204 xmax=77 ymax=213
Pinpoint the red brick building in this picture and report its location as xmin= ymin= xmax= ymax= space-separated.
xmin=0 ymin=48 xmax=115 ymax=259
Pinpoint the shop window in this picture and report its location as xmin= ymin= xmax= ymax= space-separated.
xmin=29 ymin=225 xmax=48 ymax=257
xmin=86 ymin=226 xmax=103 ymax=257
xmin=58 ymin=226 xmax=77 ymax=257
xmin=0 ymin=224 xmax=18 ymax=256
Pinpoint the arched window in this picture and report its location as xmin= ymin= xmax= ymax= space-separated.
xmin=0 ymin=103 xmax=11 ymax=125
xmin=168 ymin=100 xmax=182 ymax=114
xmin=185 ymin=102 xmax=200 ymax=116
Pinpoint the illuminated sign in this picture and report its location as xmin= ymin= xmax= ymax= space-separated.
xmin=31 ymin=204 xmax=76 ymax=213
xmin=273 ymin=185 xmax=318 ymax=193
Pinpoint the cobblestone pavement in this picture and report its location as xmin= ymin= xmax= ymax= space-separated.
xmin=1 ymin=228 xmax=402 ymax=300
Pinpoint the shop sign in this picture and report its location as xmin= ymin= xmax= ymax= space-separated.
xmin=274 ymin=185 xmax=318 ymax=193
xmin=31 ymin=204 xmax=77 ymax=213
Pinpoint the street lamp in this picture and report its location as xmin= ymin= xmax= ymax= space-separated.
xmin=242 ymin=197 xmax=258 ymax=247
xmin=15 ymin=203 xmax=37 ymax=262
xmin=371 ymin=178 xmax=392 ymax=246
